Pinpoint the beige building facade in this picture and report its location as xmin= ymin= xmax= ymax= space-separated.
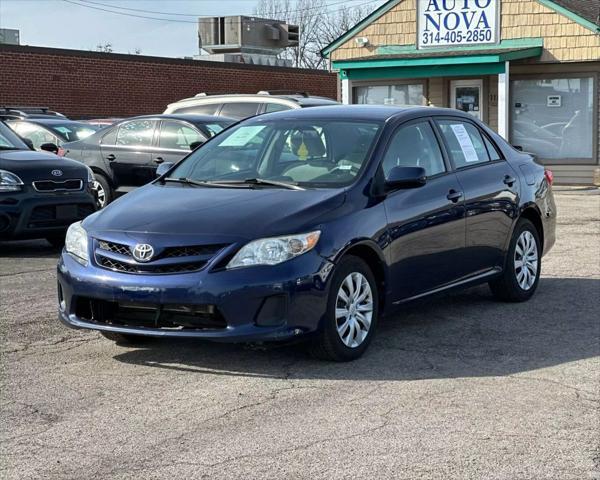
xmin=322 ymin=0 xmax=600 ymax=184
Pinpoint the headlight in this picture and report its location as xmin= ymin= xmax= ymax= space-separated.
xmin=227 ymin=231 xmax=321 ymax=269
xmin=65 ymin=221 xmax=89 ymax=265
xmin=0 ymin=169 xmax=24 ymax=192
xmin=86 ymin=167 xmax=94 ymax=184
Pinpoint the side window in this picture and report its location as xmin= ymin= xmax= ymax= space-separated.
xmin=116 ymin=120 xmax=155 ymax=147
xmin=8 ymin=122 xmax=57 ymax=149
xmin=437 ymin=119 xmax=490 ymax=168
xmin=219 ymin=102 xmax=260 ymax=119
xmin=101 ymin=127 xmax=118 ymax=145
xmin=172 ymin=104 xmax=218 ymax=116
xmin=264 ymin=102 xmax=292 ymax=113
xmin=159 ymin=121 xmax=205 ymax=150
xmin=483 ymin=134 xmax=501 ymax=161
xmin=382 ymin=121 xmax=445 ymax=178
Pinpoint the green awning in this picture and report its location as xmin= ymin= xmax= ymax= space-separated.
xmin=333 ymin=39 xmax=544 ymax=81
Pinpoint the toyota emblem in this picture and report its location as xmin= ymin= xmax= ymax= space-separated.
xmin=132 ymin=243 xmax=155 ymax=262
xmin=51 ymin=169 xmax=63 ymax=177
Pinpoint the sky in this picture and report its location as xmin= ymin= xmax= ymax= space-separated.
xmin=0 ymin=0 xmax=379 ymax=58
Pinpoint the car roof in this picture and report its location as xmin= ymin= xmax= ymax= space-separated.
xmin=121 ymin=114 xmax=236 ymax=124
xmin=170 ymin=93 xmax=337 ymax=105
xmin=242 ymin=104 xmax=471 ymax=122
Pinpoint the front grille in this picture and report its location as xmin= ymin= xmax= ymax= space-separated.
xmin=97 ymin=240 xmax=226 ymax=260
xmin=163 ymin=245 xmax=224 ymax=258
xmin=33 ymin=179 xmax=83 ymax=192
xmin=98 ymin=256 xmax=206 ymax=274
xmin=95 ymin=239 xmax=228 ymax=275
xmin=28 ymin=203 xmax=95 ymax=228
xmin=75 ymin=297 xmax=227 ymax=330
xmin=98 ymin=240 xmax=130 ymax=256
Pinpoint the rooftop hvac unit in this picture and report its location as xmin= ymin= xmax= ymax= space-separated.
xmin=199 ymin=16 xmax=299 ymax=56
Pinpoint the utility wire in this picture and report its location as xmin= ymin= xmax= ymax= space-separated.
xmin=77 ymin=0 xmax=360 ymax=18
xmin=63 ymin=0 xmax=382 ymax=24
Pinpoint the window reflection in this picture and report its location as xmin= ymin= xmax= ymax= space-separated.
xmin=510 ymin=77 xmax=594 ymax=160
xmin=354 ymin=84 xmax=425 ymax=106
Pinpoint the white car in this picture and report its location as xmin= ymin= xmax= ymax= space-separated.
xmin=164 ymin=90 xmax=339 ymax=120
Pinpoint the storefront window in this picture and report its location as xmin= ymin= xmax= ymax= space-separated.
xmin=510 ymin=77 xmax=595 ymax=161
xmin=354 ymin=84 xmax=425 ymax=106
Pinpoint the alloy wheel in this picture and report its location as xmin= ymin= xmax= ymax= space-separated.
xmin=335 ymin=272 xmax=374 ymax=348
xmin=514 ymin=230 xmax=538 ymax=290
xmin=92 ymin=180 xmax=106 ymax=208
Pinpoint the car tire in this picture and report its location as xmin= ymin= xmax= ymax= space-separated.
xmin=92 ymin=173 xmax=112 ymax=208
xmin=100 ymin=331 xmax=150 ymax=345
xmin=309 ymin=255 xmax=379 ymax=362
xmin=489 ymin=218 xmax=541 ymax=302
xmin=46 ymin=235 xmax=65 ymax=248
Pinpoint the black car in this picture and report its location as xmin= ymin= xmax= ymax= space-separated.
xmin=0 ymin=121 xmax=96 ymax=245
xmin=6 ymin=118 xmax=100 ymax=154
xmin=57 ymin=106 xmax=556 ymax=361
xmin=61 ymin=114 xmax=236 ymax=207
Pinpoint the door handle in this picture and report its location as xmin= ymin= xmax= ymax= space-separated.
xmin=105 ymin=154 xmax=116 ymax=161
xmin=446 ymin=189 xmax=463 ymax=203
xmin=503 ymin=175 xmax=516 ymax=186
xmin=154 ymin=157 xmax=164 ymax=164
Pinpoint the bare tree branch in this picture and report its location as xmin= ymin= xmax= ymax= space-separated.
xmin=254 ymin=0 xmax=378 ymax=69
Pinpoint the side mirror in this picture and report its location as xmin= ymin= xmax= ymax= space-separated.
xmin=40 ymin=143 xmax=59 ymax=154
xmin=385 ymin=166 xmax=427 ymax=191
xmin=189 ymin=141 xmax=204 ymax=151
xmin=513 ymin=145 xmax=524 ymax=151
xmin=156 ymin=162 xmax=174 ymax=178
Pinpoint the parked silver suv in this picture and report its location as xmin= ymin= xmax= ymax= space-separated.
xmin=163 ymin=90 xmax=339 ymax=119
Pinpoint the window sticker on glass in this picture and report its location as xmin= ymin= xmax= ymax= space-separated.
xmin=219 ymin=126 xmax=266 ymax=147
xmin=450 ymin=124 xmax=479 ymax=163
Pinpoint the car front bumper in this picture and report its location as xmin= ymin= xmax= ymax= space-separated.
xmin=0 ymin=189 xmax=96 ymax=240
xmin=57 ymin=249 xmax=334 ymax=342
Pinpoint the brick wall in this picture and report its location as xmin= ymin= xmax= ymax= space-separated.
xmin=0 ymin=45 xmax=338 ymax=118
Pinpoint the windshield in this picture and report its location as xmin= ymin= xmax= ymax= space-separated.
xmin=170 ymin=119 xmax=382 ymax=188
xmin=0 ymin=122 xmax=29 ymax=150
xmin=46 ymin=122 xmax=99 ymax=142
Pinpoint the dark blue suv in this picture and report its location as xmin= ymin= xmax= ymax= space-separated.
xmin=57 ymin=106 xmax=556 ymax=361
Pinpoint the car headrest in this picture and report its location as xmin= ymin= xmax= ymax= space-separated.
xmin=290 ymin=128 xmax=326 ymax=159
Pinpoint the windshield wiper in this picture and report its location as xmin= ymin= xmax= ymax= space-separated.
xmin=0 ymin=146 xmax=20 ymax=151
xmin=161 ymin=177 xmax=249 ymax=188
xmin=215 ymin=178 xmax=305 ymax=190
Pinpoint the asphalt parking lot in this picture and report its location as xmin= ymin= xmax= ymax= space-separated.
xmin=1 ymin=190 xmax=598 ymax=480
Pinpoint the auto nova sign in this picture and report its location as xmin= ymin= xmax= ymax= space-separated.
xmin=418 ymin=0 xmax=499 ymax=48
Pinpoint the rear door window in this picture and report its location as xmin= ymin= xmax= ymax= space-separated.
xmin=101 ymin=127 xmax=118 ymax=145
xmin=436 ymin=119 xmax=490 ymax=168
xmin=116 ymin=120 xmax=156 ymax=147
xmin=219 ymin=102 xmax=260 ymax=119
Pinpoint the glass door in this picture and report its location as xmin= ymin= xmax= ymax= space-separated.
xmin=451 ymin=80 xmax=484 ymax=120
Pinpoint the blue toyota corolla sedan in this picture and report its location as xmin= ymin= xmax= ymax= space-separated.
xmin=57 ymin=106 xmax=556 ymax=361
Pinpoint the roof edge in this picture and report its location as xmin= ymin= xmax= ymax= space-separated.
xmin=322 ymin=0 xmax=598 ymax=59
xmin=536 ymin=0 xmax=600 ymax=33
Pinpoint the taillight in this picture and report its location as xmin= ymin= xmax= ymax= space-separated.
xmin=57 ymin=147 xmax=66 ymax=157
xmin=544 ymin=169 xmax=554 ymax=186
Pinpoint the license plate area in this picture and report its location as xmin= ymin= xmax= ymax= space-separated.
xmin=56 ymin=204 xmax=78 ymax=219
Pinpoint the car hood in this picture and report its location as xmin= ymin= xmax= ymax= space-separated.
xmin=85 ymin=183 xmax=346 ymax=241
xmin=0 ymin=150 xmax=88 ymax=182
